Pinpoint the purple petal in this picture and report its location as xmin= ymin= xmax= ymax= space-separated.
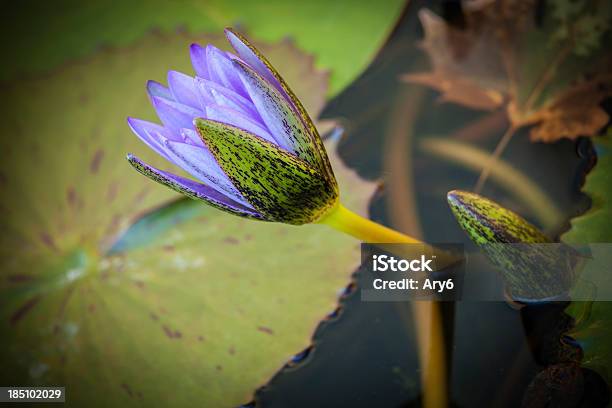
xmin=195 ymin=77 xmax=259 ymax=120
xmin=127 ymin=154 xmax=264 ymax=220
xmin=224 ymin=29 xmax=284 ymax=95
xmin=204 ymin=105 xmax=274 ymax=143
xmin=189 ymin=44 xmax=209 ymax=79
xmin=167 ymin=71 xmax=200 ymax=109
xmin=224 ymin=50 xmax=238 ymax=59
xmin=151 ymin=96 xmax=203 ymax=135
xmin=127 ymin=117 xmax=173 ymax=160
xmin=233 ymin=60 xmax=313 ymax=158
xmin=162 ymin=138 xmax=249 ymax=206
xmin=205 ymin=45 xmax=247 ymax=96
xmin=147 ymin=80 xmax=173 ymax=100
xmin=180 ymin=128 xmax=205 ymax=146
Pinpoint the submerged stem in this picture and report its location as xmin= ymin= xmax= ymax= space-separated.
xmin=318 ymin=203 xmax=449 ymax=408
xmin=474 ymin=125 xmax=516 ymax=193
xmin=420 ymin=137 xmax=563 ymax=231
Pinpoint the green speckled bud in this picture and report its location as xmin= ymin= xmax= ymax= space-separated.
xmin=447 ymin=190 xmax=580 ymax=301
xmin=447 ymin=190 xmax=551 ymax=244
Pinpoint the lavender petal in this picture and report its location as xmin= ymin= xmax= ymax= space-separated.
xmin=224 ymin=28 xmax=284 ymax=96
xmin=195 ymin=77 xmax=260 ymax=120
xmin=147 ymin=80 xmax=174 ymax=100
xmin=151 ymin=96 xmax=203 ymax=135
xmin=189 ymin=43 xmax=209 ymax=79
xmin=167 ymin=71 xmax=200 ymax=109
xmin=232 ymin=60 xmax=318 ymax=164
xmin=204 ymin=105 xmax=275 ymax=144
xmin=180 ymin=128 xmax=205 ymax=146
xmin=162 ymin=138 xmax=249 ymax=206
xmin=127 ymin=117 xmax=174 ymax=160
xmin=206 ymin=45 xmax=248 ymax=97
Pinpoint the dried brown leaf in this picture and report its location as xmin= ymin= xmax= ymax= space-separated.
xmin=402 ymin=72 xmax=504 ymax=111
xmin=404 ymin=1 xmax=612 ymax=142
xmin=403 ymin=8 xmax=507 ymax=111
xmin=517 ymin=74 xmax=612 ymax=142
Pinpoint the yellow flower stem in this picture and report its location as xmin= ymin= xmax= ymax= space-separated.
xmin=318 ymin=202 xmax=449 ymax=408
xmin=319 ymin=202 xmax=422 ymax=244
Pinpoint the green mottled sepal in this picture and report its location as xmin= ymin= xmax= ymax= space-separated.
xmin=195 ymin=118 xmax=338 ymax=225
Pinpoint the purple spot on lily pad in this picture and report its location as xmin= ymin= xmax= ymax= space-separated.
xmin=121 ymin=383 xmax=133 ymax=398
xmin=66 ymin=186 xmax=77 ymax=207
xmin=107 ymin=182 xmax=118 ymax=203
xmin=162 ymin=325 xmax=182 ymax=339
xmin=257 ymin=326 xmax=274 ymax=335
xmin=40 ymin=233 xmax=58 ymax=251
xmin=90 ymin=149 xmax=105 ymax=173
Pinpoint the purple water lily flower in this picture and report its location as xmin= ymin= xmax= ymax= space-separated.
xmin=127 ymin=28 xmax=338 ymax=225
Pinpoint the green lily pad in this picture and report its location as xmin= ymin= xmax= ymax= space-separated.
xmin=1 ymin=0 xmax=405 ymax=95
xmin=563 ymin=132 xmax=612 ymax=382
xmin=562 ymin=133 xmax=612 ymax=243
xmin=0 ymin=31 xmax=376 ymax=406
xmin=566 ymin=286 xmax=612 ymax=383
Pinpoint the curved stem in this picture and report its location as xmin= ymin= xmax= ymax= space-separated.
xmin=318 ymin=203 xmax=449 ymax=408
xmin=384 ymin=86 xmax=426 ymax=239
xmin=474 ymin=125 xmax=516 ymax=193
xmin=420 ymin=138 xmax=563 ymax=231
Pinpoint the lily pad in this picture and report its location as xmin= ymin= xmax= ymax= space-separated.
xmin=1 ymin=0 xmax=406 ymax=95
xmin=564 ymin=132 xmax=612 ymax=382
xmin=0 ymin=30 xmax=375 ymax=406
xmin=562 ymin=133 xmax=612 ymax=244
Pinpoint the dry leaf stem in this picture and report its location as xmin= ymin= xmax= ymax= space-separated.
xmin=420 ymin=137 xmax=563 ymax=230
xmin=474 ymin=124 xmax=516 ymax=192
